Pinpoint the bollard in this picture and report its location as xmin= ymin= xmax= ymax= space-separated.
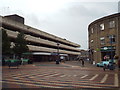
xmin=56 ymin=60 xmax=59 ymax=64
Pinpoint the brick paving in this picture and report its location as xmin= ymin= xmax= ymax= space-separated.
xmin=1 ymin=61 xmax=120 ymax=90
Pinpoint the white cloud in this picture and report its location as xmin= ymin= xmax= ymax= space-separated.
xmin=0 ymin=0 xmax=118 ymax=49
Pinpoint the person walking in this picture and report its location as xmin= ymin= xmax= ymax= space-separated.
xmin=21 ymin=57 xmax=24 ymax=65
xmin=81 ymin=59 xmax=84 ymax=67
xmin=114 ymin=55 xmax=120 ymax=71
xmin=103 ymin=64 xmax=108 ymax=71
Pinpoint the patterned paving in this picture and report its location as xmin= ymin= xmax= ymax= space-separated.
xmin=2 ymin=67 xmax=119 ymax=89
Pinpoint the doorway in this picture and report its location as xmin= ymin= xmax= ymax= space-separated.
xmin=101 ymin=51 xmax=115 ymax=61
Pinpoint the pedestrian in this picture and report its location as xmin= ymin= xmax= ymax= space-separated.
xmin=81 ymin=59 xmax=84 ymax=67
xmin=114 ymin=55 xmax=119 ymax=70
xmin=103 ymin=64 xmax=107 ymax=71
xmin=21 ymin=57 xmax=24 ymax=65
xmin=104 ymin=55 xmax=109 ymax=61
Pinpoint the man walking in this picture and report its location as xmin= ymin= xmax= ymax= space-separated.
xmin=81 ymin=59 xmax=84 ymax=67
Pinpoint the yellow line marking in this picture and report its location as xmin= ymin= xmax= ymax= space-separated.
xmin=80 ymin=75 xmax=88 ymax=79
xmin=114 ymin=73 xmax=119 ymax=87
xmin=89 ymin=74 xmax=99 ymax=80
xmin=100 ymin=74 xmax=108 ymax=83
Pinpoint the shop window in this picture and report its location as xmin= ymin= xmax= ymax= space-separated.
xmin=100 ymin=23 xmax=104 ymax=30
xmin=109 ymin=21 xmax=115 ymax=28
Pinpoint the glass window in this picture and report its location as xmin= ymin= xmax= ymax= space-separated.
xmin=91 ymin=28 xmax=94 ymax=34
xmin=100 ymin=37 xmax=105 ymax=40
xmin=91 ymin=40 xmax=93 ymax=43
xmin=109 ymin=21 xmax=115 ymax=28
xmin=109 ymin=35 xmax=115 ymax=43
xmin=100 ymin=23 xmax=104 ymax=30
xmin=100 ymin=37 xmax=105 ymax=45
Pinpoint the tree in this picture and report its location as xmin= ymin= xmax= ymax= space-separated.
xmin=2 ymin=29 xmax=11 ymax=55
xmin=13 ymin=32 xmax=29 ymax=58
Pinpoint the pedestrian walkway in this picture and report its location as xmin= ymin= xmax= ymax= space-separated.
xmin=61 ymin=60 xmax=96 ymax=68
xmin=2 ymin=69 xmax=119 ymax=89
xmin=61 ymin=61 xmax=120 ymax=72
xmin=2 ymin=61 xmax=120 ymax=89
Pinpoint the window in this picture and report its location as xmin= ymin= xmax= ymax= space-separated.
xmin=100 ymin=37 xmax=105 ymax=45
xmin=109 ymin=35 xmax=115 ymax=44
xmin=91 ymin=40 xmax=93 ymax=43
xmin=10 ymin=42 xmax=15 ymax=48
xmin=109 ymin=21 xmax=115 ymax=28
xmin=91 ymin=28 xmax=94 ymax=34
xmin=100 ymin=23 xmax=104 ymax=30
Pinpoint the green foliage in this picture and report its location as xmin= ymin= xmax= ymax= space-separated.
xmin=13 ymin=32 xmax=29 ymax=57
xmin=2 ymin=29 xmax=11 ymax=55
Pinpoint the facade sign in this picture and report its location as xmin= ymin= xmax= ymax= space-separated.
xmin=100 ymin=46 xmax=115 ymax=51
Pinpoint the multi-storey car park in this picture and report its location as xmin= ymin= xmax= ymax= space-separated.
xmin=0 ymin=14 xmax=81 ymax=62
xmin=88 ymin=13 xmax=120 ymax=64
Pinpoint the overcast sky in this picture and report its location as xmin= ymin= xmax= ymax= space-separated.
xmin=0 ymin=0 xmax=119 ymax=50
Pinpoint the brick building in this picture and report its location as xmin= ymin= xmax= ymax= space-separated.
xmin=88 ymin=13 xmax=120 ymax=63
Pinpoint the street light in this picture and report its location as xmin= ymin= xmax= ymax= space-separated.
xmin=56 ymin=42 xmax=60 ymax=64
xmin=57 ymin=42 xmax=60 ymax=56
xmin=110 ymin=35 xmax=113 ymax=62
xmin=109 ymin=35 xmax=115 ymax=70
xmin=89 ymin=48 xmax=93 ymax=64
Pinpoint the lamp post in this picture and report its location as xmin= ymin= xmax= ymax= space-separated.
xmin=109 ymin=35 xmax=115 ymax=70
xmin=89 ymin=49 xmax=93 ymax=64
xmin=56 ymin=42 xmax=60 ymax=64
xmin=57 ymin=43 xmax=60 ymax=56
xmin=110 ymin=35 xmax=113 ymax=63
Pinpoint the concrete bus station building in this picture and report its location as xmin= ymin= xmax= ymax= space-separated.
xmin=0 ymin=14 xmax=81 ymax=62
xmin=88 ymin=13 xmax=120 ymax=64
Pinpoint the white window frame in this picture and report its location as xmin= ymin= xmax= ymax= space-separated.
xmin=109 ymin=20 xmax=115 ymax=28
xmin=100 ymin=37 xmax=105 ymax=45
xmin=100 ymin=23 xmax=104 ymax=30
xmin=91 ymin=28 xmax=94 ymax=34
xmin=91 ymin=40 xmax=93 ymax=43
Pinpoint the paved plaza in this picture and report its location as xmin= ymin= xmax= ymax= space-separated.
xmin=1 ymin=61 xmax=120 ymax=90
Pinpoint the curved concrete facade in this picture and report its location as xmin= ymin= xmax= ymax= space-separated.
xmin=1 ymin=14 xmax=81 ymax=61
xmin=88 ymin=13 xmax=120 ymax=63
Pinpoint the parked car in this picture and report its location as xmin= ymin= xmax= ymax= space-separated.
xmin=109 ymin=59 xmax=116 ymax=64
xmin=96 ymin=61 xmax=110 ymax=67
